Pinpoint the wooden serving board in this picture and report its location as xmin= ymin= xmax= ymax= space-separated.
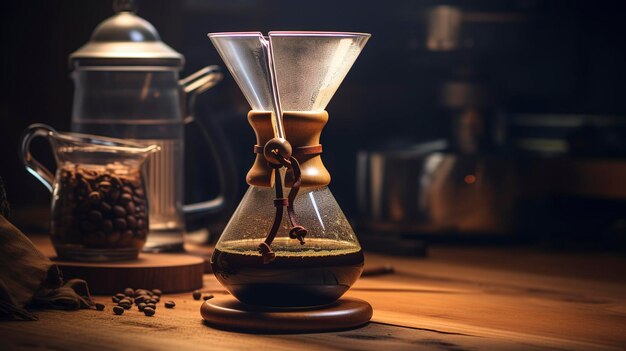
xmin=53 ymin=253 xmax=205 ymax=294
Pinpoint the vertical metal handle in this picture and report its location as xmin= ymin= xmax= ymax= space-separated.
xmin=19 ymin=124 xmax=57 ymax=192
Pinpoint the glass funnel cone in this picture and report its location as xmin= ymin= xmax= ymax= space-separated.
xmin=208 ymin=32 xmax=275 ymax=112
xmin=269 ymin=31 xmax=370 ymax=112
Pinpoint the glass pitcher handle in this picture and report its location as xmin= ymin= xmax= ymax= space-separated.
xmin=19 ymin=124 xmax=56 ymax=192
xmin=179 ymin=66 xmax=238 ymax=215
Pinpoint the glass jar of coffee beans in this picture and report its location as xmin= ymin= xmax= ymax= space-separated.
xmin=52 ymin=162 xmax=150 ymax=261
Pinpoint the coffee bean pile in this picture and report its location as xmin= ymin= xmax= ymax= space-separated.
xmin=52 ymin=164 xmax=148 ymax=249
xmin=109 ymin=287 xmax=165 ymax=317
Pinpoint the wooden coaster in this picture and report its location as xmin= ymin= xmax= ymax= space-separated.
xmin=201 ymin=295 xmax=373 ymax=333
xmin=53 ymin=253 xmax=204 ymax=294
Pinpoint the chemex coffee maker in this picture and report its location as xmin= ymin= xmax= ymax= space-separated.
xmin=201 ymin=31 xmax=372 ymax=332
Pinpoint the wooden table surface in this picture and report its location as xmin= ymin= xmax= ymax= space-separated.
xmin=1 ymin=244 xmax=625 ymax=351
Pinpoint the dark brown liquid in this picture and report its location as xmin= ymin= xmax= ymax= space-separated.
xmin=211 ymin=238 xmax=364 ymax=307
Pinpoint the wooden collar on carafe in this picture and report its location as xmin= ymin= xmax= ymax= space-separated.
xmin=247 ymin=111 xmax=330 ymax=188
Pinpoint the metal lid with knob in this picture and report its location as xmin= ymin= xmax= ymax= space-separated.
xmin=69 ymin=0 xmax=184 ymax=69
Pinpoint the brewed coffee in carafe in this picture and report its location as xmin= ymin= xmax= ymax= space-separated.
xmin=209 ymin=32 xmax=370 ymax=307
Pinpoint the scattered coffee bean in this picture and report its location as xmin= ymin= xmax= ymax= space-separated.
xmin=143 ymin=307 xmax=155 ymax=317
xmin=113 ymin=306 xmax=124 ymax=315
xmin=124 ymin=288 xmax=134 ymax=297
xmin=202 ymin=294 xmax=214 ymax=301
xmin=115 ymin=293 xmax=126 ymax=299
xmin=95 ymin=303 xmax=105 ymax=311
xmin=138 ymin=302 xmax=147 ymax=311
xmin=112 ymin=296 xmax=120 ymax=303
xmin=192 ymin=290 xmax=201 ymax=300
xmin=164 ymin=301 xmax=175 ymax=308
xmin=151 ymin=289 xmax=162 ymax=296
xmin=146 ymin=303 xmax=156 ymax=310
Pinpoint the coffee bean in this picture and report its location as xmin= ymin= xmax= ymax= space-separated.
xmin=134 ymin=295 xmax=146 ymax=304
xmin=88 ymin=192 xmax=101 ymax=204
xmin=153 ymin=296 xmax=160 ymax=303
xmin=143 ymin=307 xmax=155 ymax=316
xmin=100 ymin=202 xmax=112 ymax=213
xmin=134 ymin=188 xmax=144 ymax=197
xmin=113 ymin=306 xmax=124 ymax=315
xmin=202 ymin=294 xmax=214 ymax=301
xmin=88 ymin=210 xmax=103 ymax=222
xmin=164 ymin=301 xmax=175 ymax=308
xmin=138 ymin=302 xmax=146 ymax=311
xmin=126 ymin=216 xmax=137 ymax=230
xmin=119 ymin=302 xmax=131 ymax=310
xmin=120 ymin=193 xmax=132 ymax=204
xmin=147 ymin=298 xmax=156 ymax=304
xmin=151 ymin=289 xmax=162 ymax=296
xmin=146 ymin=303 xmax=156 ymax=310
xmin=112 ymin=296 xmax=120 ymax=303
xmin=125 ymin=202 xmax=136 ymax=214
xmin=110 ymin=176 xmax=122 ymax=188
xmin=113 ymin=218 xmax=127 ymax=230
xmin=99 ymin=181 xmax=112 ymax=192
xmin=122 ymin=186 xmax=133 ymax=194
xmin=113 ymin=205 xmax=126 ymax=218
xmin=192 ymin=290 xmax=201 ymax=300
xmin=124 ymin=288 xmax=134 ymax=297
xmin=115 ymin=293 xmax=126 ymax=299
xmin=95 ymin=303 xmax=105 ymax=311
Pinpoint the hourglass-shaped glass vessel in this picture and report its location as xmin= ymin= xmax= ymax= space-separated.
xmin=208 ymin=31 xmax=369 ymax=307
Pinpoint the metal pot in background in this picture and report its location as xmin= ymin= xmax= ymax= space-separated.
xmin=356 ymin=144 xmax=518 ymax=240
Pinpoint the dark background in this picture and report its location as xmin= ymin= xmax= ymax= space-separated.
xmin=2 ymin=0 xmax=626 ymax=241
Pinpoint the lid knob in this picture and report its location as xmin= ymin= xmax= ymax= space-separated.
xmin=113 ymin=0 xmax=136 ymax=13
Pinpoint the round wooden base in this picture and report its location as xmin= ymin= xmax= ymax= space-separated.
xmin=53 ymin=253 xmax=204 ymax=294
xmin=201 ymin=295 xmax=373 ymax=333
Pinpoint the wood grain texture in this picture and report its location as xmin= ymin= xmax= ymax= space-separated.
xmin=53 ymin=253 xmax=205 ymax=294
xmin=201 ymin=296 xmax=372 ymax=332
xmin=1 ymin=239 xmax=625 ymax=351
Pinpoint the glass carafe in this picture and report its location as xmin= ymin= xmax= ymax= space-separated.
xmin=208 ymin=31 xmax=370 ymax=307
xmin=69 ymin=5 xmax=236 ymax=252
xmin=20 ymin=124 xmax=159 ymax=261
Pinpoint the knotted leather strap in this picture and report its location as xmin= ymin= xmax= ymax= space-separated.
xmin=257 ymin=149 xmax=309 ymax=264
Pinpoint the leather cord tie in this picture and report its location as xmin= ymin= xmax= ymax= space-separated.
xmin=257 ymin=148 xmax=308 ymax=264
